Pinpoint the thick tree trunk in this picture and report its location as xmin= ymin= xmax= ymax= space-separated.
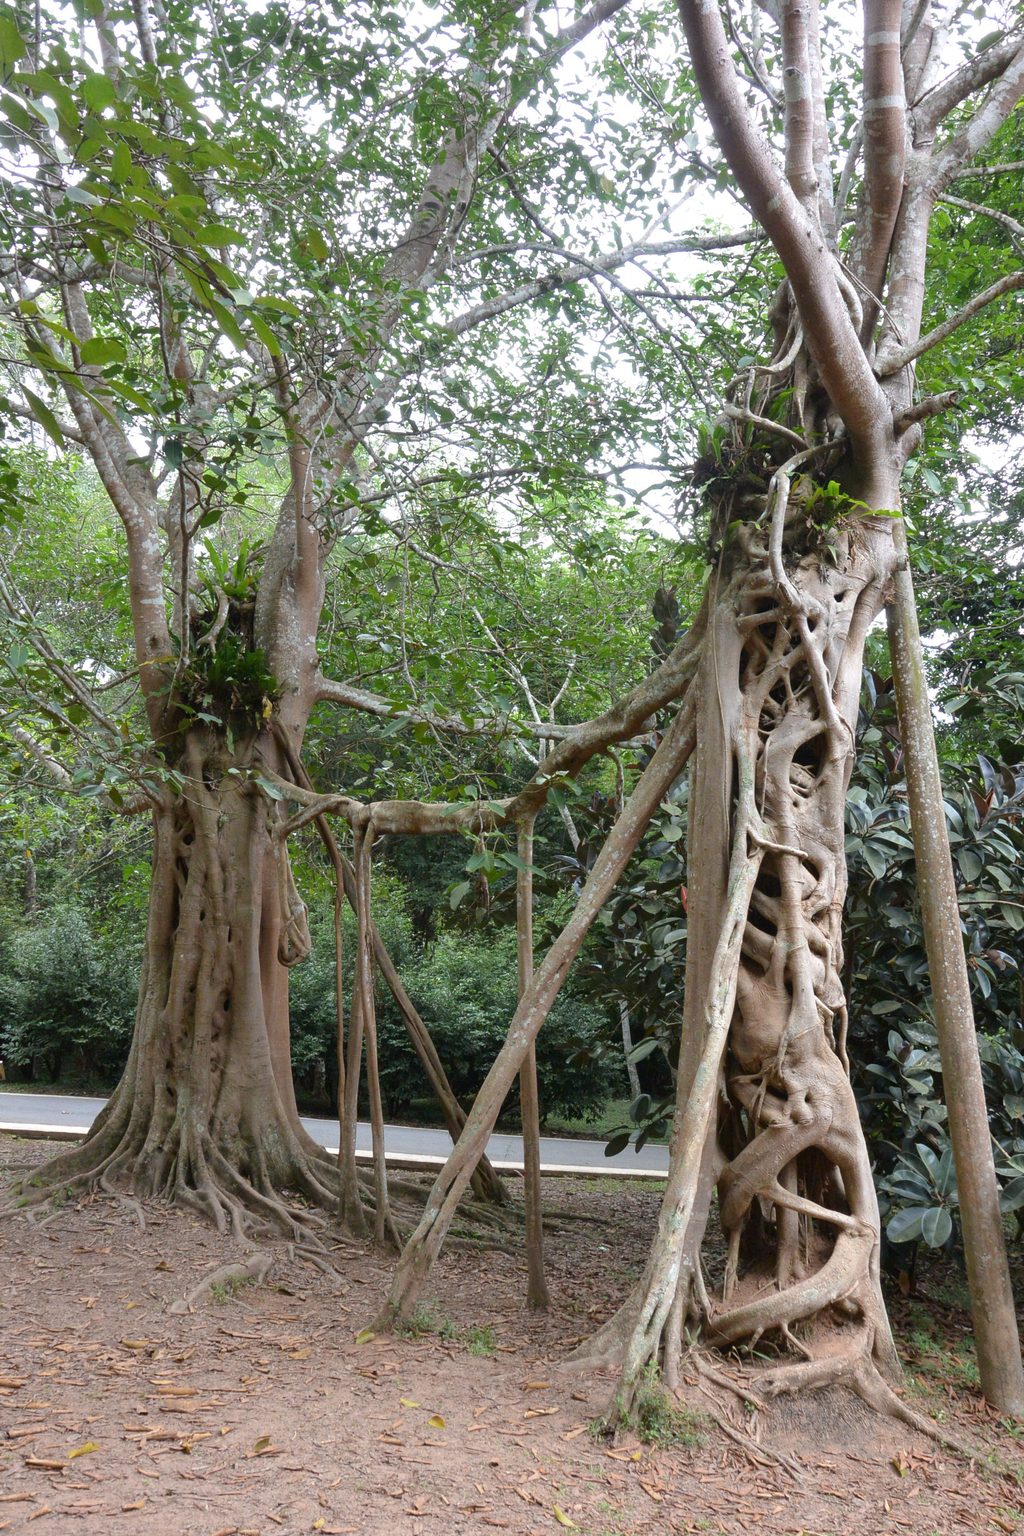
xmin=17 ymin=731 xmax=341 ymax=1237
xmin=577 ymin=469 xmax=904 ymax=1407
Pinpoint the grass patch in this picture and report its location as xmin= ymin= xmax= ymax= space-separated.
xmin=630 ymin=1380 xmax=707 ymax=1448
xmin=210 ymin=1275 xmax=253 ymax=1304
xmin=463 ymin=1323 xmax=497 ymax=1356
xmin=594 ymin=1367 xmax=708 ymax=1449
xmin=396 ymin=1305 xmax=496 ymax=1354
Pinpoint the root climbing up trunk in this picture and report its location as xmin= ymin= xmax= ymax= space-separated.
xmin=595 ymin=445 xmax=903 ymax=1414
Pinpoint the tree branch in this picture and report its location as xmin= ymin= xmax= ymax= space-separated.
xmin=779 ymin=0 xmax=817 ymax=216
xmin=877 ymin=270 xmax=1024 ymax=376
xmin=849 ymin=0 xmax=905 ymax=320
xmin=5 ymin=724 xmax=71 ymax=786
xmin=939 ymin=192 xmax=1024 ymax=254
xmin=914 ymin=31 xmax=1024 ymax=132
xmin=676 ymin=0 xmax=892 ymax=482
xmin=931 ymin=40 xmax=1024 ymax=183
xmin=444 ymin=230 xmax=759 ymax=339
xmin=954 ymin=160 xmax=1024 ymax=179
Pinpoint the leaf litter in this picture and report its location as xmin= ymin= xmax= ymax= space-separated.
xmin=1 ymin=1134 xmax=1023 ymax=1534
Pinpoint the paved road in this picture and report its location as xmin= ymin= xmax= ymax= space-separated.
xmin=0 ymin=1090 xmax=669 ymax=1177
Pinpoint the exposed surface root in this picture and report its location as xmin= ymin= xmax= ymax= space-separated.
xmin=169 ymin=1252 xmax=274 ymax=1313
xmin=755 ymin=1349 xmax=986 ymax=1459
xmin=692 ymin=1397 xmax=808 ymax=1487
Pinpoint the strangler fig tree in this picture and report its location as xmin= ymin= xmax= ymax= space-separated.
xmin=378 ymin=0 xmax=1024 ymax=1416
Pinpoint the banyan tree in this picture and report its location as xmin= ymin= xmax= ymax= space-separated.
xmin=3 ymin=0 xmax=1024 ymax=1430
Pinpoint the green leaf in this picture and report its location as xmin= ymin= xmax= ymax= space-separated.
xmin=886 ymin=1206 xmax=927 ymax=1243
xmin=0 ymin=19 xmax=26 ymax=67
xmin=106 ymin=378 xmax=157 ymax=413
xmin=194 ymin=222 xmax=247 ymax=247
xmin=256 ymin=295 xmax=301 ymax=319
xmin=253 ymin=774 xmax=285 ymax=801
xmin=207 ymin=299 xmax=247 ymax=351
xmin=303 ymin=226 xmax=329 ymax=261
xmin=80 ymin=336 xmax=127 ymax=367
xmin=863 ymin=843 xmax=887 ymax=879
xmin=81 ymin=74 xmax=116 ymax=112
xmin=111 ymin=142 xmax=131 ymax=183
xmin=449 ymin=880 xmax=471 ymax=910
xmin=999 ymin=1175 xmax=1024 ymax=1213
xmin=249 ymin=313 xmax=281 ymax=357
xmin=22 ymin=386 xmax=65 ymax=447
xmin=919 ymin=1206 xmax=952 ymax=1248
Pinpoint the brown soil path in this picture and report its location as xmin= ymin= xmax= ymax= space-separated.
xmin=1 ymin=1135 xmax=1021 ymax=1536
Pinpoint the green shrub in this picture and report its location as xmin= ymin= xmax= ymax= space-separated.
xmin=0 ymin=904 xmax=139 ymax=1083
xmin=288 ymin=890 xmax=623 ymax=1125
xmin=381 ymin=926 xmax=622 ymax=1125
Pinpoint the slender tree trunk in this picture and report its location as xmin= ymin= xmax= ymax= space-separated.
xmin=339 ymin=820 xmax=367 ymax=1233
xmin=620 ymin=1001 xmax=642 ymax=1101
xmin=335 ymin=871 xmax=346 ymax=1166
xmin=376 ymin=688 xmax=699 ymax=1329
xmin=517 ymin=813 xmax=548 ymax=1309
xmin=354 ymin=822 xmax=399 ymax=1249
xmin=888 ymin=523 xmax=1024 ymax=1415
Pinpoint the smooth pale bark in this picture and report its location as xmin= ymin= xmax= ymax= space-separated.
xmin=888 ymin=520 xmax=1024 ymax=1416
xmin=517 ymin=814 xmax=549 ymax=1309
xmin=620 ymin=1002 xmax=642 ymax=1101
xmin=354 ymin=822 xmax=399 ymax=1249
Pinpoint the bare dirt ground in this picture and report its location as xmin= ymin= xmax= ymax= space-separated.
xmin=1 ymin=1133 xmax=1023 ymax=1536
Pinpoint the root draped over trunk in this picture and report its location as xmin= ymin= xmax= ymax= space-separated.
xmin=584 ymin=450 xmax=903 ymax=1418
